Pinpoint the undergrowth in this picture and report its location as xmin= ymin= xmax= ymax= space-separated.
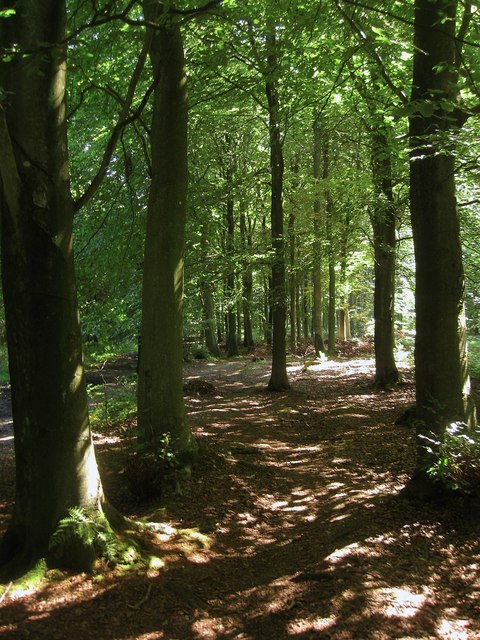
xmin=469 ymin=336 xmax=480 ymax=379
xmin=88 ymin=379 xmax=136 ymax=431
xmin=423 ymin=422 xmax=480 ymax=495
xmin=48 ymin=507 xmax=139 ymax=572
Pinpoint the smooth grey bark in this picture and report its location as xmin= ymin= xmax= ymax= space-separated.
xmin=240 ymin=205 xmax=255 ymax=349
xmin=225 ymin=178 xmax=239 ymax=357
xmin=370 ymin=124 xmax=400 ymax=388
xmin=265 ymin=26 xmax=289 ymax=391
xmin=312 ymin=123 xmax=326 ymax=355
xmin=137 ymin=2 xmax=196 ymax=459
xmin=407 ymin=0 xmax=477 ymax=496
xmin=323 ymin=138 xmax=336 ymax=353
xmin=0 ymin=0 xmax=111 ymax=575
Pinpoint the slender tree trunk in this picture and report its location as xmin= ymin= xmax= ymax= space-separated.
xmin=370 ymin=126 xmax=400 ymax=388
xmin=199 ymin=223 xmax=220 ymax=356
xmin=328 ymin=260 xmax=336 ymax=352
xmin=240 ymin=206 xmax=255 ymax=349
xmin=302 ymin=279 xmax=310 ymax=340
xmin=288 ymin=210 xmax=297 ymax=351
xmin=225 ymin=185 xmax=239 ymax=357
xmin=312 ymin=124 xmax=326 ymax=355
xmin=407 ymin=0 xmax=476 ymax=496
xmin=296 ymin=284 xmax=302 ymax=343
xmin=0 ymin=1 xmax=112 ymax=575
xmin=345 ymin=302 xmax=352 ymax=340
xmin=323 ymin=138 xmax=336 ymax=353
xmin=201 ymin=283 xmax=220 ymax=356
xmin=138 ymin=4 xmax=196 ymax=460
xmin=265 ymin=27 xmax=289 ymax=391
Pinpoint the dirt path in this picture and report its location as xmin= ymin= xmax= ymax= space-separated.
xmin=1 ymin=356 xmax=480 ymax=639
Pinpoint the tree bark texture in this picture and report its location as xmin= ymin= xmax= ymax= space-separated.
xmin=312 ymin=124 xmax=326 ymax=355
xmin=225 ymin=182 xmax=239 ymax=357
xmin=370 ymin=126 xmax=399 ymax=388
xmin=409 ymin=0 xmax=476 ymax=483
xmin=137 ymin=3 xmax=195 ymax=458
xmin=240 ymin=205 xmax=255 ymax=349
xmin=265 ymin=28 xmax=289 ymax=391
xmin=0 ymin=0 xmax=106 ymax=572
xmin=323 ymin=137 xmax=336 ymax=353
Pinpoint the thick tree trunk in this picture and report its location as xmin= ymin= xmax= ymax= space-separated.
xmin=370 ymin=127 xmax=399 ymax=388
xmin=407 ymin=0 xmax=476 ymax=495
xmin=137 ymin=5 xmax=195 ymax=459
xmin=265 ymin=28 xmax=289 ymax=391
xmin=0 ymin=1 xmax=109 ymax=574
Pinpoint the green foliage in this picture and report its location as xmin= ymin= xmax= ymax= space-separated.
xmin=48 ymin=507 xmax=136 ymax=569
xmin=126 ymin=433 xmax=184 ymax=501
xmin=0 ymin=344 xmax=9 ymax=383
xmin=422 ymin=423 xmax=480 ymax=495
xmin=183 ymin=342 xmax=212 ymax=362
xmin=88 ymin=379 xmax=137 ymax=431
xmin=468 ymin=337 xmax=480 ymax=380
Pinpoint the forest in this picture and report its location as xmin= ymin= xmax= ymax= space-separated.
xmin=1 ymin=0 xmax=480 ymax=638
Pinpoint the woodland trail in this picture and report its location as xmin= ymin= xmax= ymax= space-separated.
xmin=1 ymin=355 xmax=480 ymax=639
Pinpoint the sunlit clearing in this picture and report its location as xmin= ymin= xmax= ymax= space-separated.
xmin=147 ymin=555 xmax=165 ymax=577
xmin=326 ymin=542 xmax=370 ymax=564
xmin=371 ymin=587 xmax=427 ymax=618
xmin=287 ymin=615 xmax=337 ymax=634
xmin=192 ymin=617 xmax=235 ymax=639
xmin=287 ymin=364 xmax=303 ymax=373
xmin=437 ymin=618 xmax=470 ymax=640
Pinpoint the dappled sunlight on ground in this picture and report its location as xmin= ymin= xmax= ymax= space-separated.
xmin=1 ymin=355 xmax=479 ymax=639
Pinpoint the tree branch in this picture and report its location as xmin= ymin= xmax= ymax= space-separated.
xmin=334 ymin=0 xmax=408 ymax=105
xmin=73 ymin=27 xmax=154 ymax=213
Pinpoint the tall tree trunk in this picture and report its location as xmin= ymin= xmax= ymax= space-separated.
xmin=199 ymin=223 xmax=220 ymax=356
xmin=353 ymin=63 xmax=400 ymax=388
xmin=240 ymin=205 xmax=255 ymax=349
xmin=138 ymin=3 xmax=196 ymax=460
xmin=323 ymin=138 xmax=336 ymax=353
xmin=0 ymin=1 xmax=112 ymax=575
xmin=312 ymin=124 xmax=326 ymax=355
xmin=288 ymin=210 xmax=297 ymax=351
xmin=296 ymin=283 xmax=302 ymax=343
xmin=265 ymin=26 xmax=289 ymax=391
xmin=407 ymin=0 xmax=476 ymax=496
xmin=225 ymin=184 xmax=239 ymax=357
xmin=370 ymin=124 xmax=400 ymax=388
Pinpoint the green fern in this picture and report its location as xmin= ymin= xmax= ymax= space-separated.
xmin=49 ymin=507 xmax=125 ymax=565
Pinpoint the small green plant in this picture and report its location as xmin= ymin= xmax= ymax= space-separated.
xmin=468 ymin=336 xmax=480 ymax=379
xmin=422 ymin=422 xmax=480 ymax=494
xmin=48 ymin=507 xmax=136 ymax=570
xmin=88 ymin=379 xmax=136 ymax=431
xmin=0 ymin=344 xmax=9 ymax=383
xmin=183 ymin=342 xmax=210 ymax=362
xmin=126 ymin=433 xmax=182 ymax=501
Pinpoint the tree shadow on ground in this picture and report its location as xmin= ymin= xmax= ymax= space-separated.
xmin=1 ymin=357 xmax=480 ymax=639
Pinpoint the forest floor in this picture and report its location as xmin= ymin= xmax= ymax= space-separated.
xmin=1 ymin=345 xmax=480 ymax=639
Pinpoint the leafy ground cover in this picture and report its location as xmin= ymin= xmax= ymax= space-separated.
xmin=0 ymin=350 xmax=480 ymax=639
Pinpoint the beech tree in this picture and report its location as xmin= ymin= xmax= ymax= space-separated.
xmin=0 ymin=0 xmax=120 ymax=576
xmin=407 ymin=0 xmax=478 ymax=496
xmin=137 ymin=0 xmax=197 ymax=461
